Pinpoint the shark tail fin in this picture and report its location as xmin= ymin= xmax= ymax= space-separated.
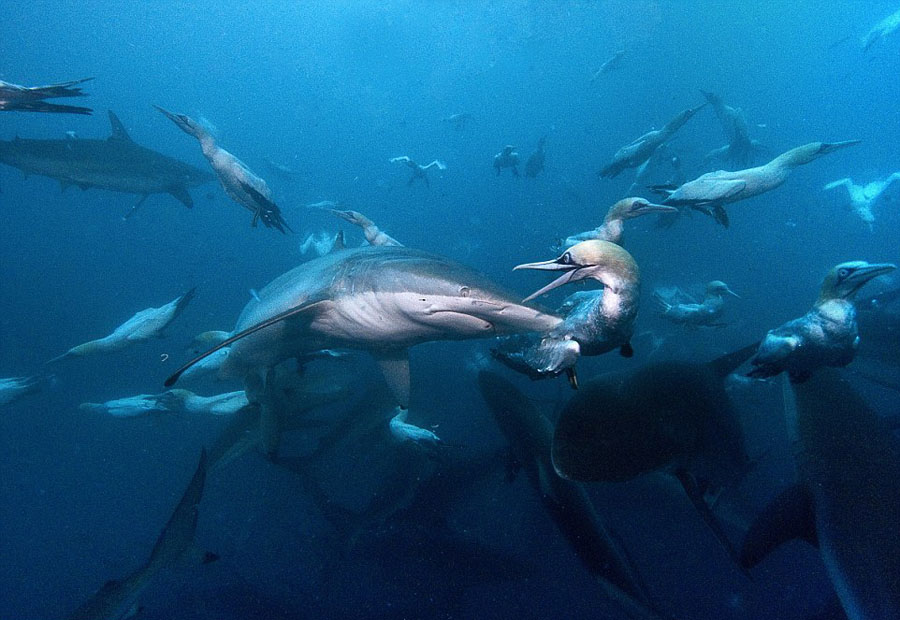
xmin=740 ymin=483 xmax=816 ymax=569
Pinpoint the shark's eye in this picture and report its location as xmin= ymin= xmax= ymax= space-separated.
xmin=838 ymin=267 xmax=851 ymax=279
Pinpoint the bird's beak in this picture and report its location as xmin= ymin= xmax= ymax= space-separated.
xmin=724 ymin=286 xmax=740 ymax=299
xmin=631 ymin=201 xmax=678 ymax=216
xmin=153 ymin=105 xmax=195 ymax=135
xmin=819 ymin=139 xmax=862 ymax=155
xmin=515 ymin=258 xmax=582 ymax=303
xmin=153 ymin=104 xmax=177 ymax=122
xmin=853 ymin=262 xmax=897 ymax=283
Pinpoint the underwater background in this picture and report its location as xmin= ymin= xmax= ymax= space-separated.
xmin=2 ymin=2 xmax=899 ymax=618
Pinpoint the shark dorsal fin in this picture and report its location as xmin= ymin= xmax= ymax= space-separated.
xmin=707 ymin=341 xmax=761 ymax=379
xmin=107 ymin=111 xmax=133 ymax=142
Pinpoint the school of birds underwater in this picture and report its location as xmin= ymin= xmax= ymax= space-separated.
xmin=3 ymin=4 xmax=900 ymax=620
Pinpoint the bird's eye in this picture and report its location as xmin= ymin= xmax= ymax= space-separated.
xmin=838 ymin=267 xmax=851 ymax=279
xmin=560 ymin=252 xmax=572 ymax=265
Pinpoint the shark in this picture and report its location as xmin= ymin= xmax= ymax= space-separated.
xmin=741 ymin=369 xmax=900 ymax=620
xmin=67 ymin=450 xmax=215 ymax=620
xmin=164 ymin=245 xmax=577 ymax=406
xmin=0 ymin=111 xmax=214 ymax=216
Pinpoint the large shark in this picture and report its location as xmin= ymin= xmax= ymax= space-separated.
xmin=165 ymin=245 xmax=580 ymax=406
xmin=0 ymin=111 xmax=214 ymax=215
xmin=67 ymin=450 xmax=214 ymax=620
xmin=741 ymin=369 xmax=900 ymax=620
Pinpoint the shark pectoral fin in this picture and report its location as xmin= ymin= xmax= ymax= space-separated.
xmin=164 ymin=299 xmax=331 ymax=387
xmin=375 ymin=350 xmax=411 ymax=408
xmin=673 ymin=468 xmax=749 ymax=575
xmin=124 ymin=194 xmax=149 ymax=220
xmin=168 ymin=185 xmax=194 ymax=209
xmin=712 ymin=205 xmax=730 ymax=227
xmin=740 ymin=483 xmax=816 ymax=569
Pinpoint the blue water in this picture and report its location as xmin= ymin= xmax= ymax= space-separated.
xmin=2 ymin=2 xmax=899 ymax=618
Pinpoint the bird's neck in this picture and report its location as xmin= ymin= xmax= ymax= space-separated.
xmin=597 ymin=218 xmax=623 ymax=244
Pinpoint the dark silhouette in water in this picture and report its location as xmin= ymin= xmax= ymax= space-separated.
xmin=551 ymin=343 xmax=760 ymax=568
xmin=598 ymin=104 xmax=704 ymax=179
xmin=478 ymin=370 xmax=664 ymax=619
xmin=67 ymin=450 xmax=216 ymax=620
xmin=741 ymin=368 xmax=900 ymax=620
xmin=0 ymin=77 xmax=93 ymax=114
xmin=701 ymin=90 xmax=765 ymax=168
xmin=524 ymin=136 xmax=546 ymax=177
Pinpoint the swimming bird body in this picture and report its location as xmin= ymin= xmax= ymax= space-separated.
xmin=493 ymin=241 xmax=641 ymax=379
xmin=329 ymin=209 xmax=402 ymax=247
xmin=701 ymin=90 xmax=764 ymax=167
xmin=79 ymin=394 xmax=175 ymax=417
xmin=656 ymin=140 xmax=860 ymax=226
xmin=493 ymin=145 xmax=520 ymax=176
xmin=49 ymin=289 xmax=195 ymax=363
xmin=0 ymin=376 xmax=41 ymax=405
xmin=654 ymin=280 xmax=738 ymax=328
xmin=154 ymin=106 xmax=290 ymax=232
xmin=0 ymin=77 xmax=92 ymax=114
xmin=824 ymin=173 xmax=900 ymax=229
xmin=748 ymin=261 xmax=895 ymax=383
xmin=163 ymin=389 xmax=250 ymax=416
xmin=862 ymin=7 xmax=900 ymax=50
xmin=598 ymin=104 xmax=704 ymax=179
xmin=389 ymin=155 xmax=447 ymax=187
xmin=561 ymin=197 xmax=676 ymax=249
